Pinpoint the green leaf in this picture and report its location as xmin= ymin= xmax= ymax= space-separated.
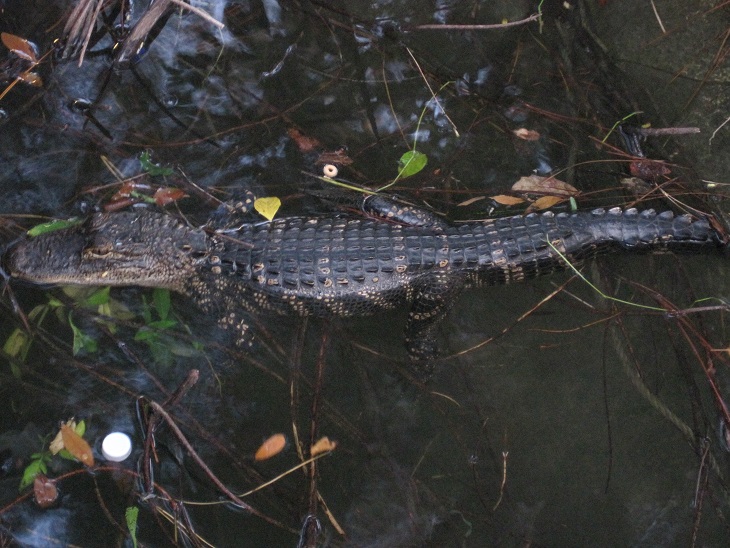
xmin=139 ymin=151 xmax=174 ymax=176
xmin=3 ymin=328 xmax=31 ymax=360
xmin=125 ymin=506 xmax=139 ymax=548
xmin=397 ymin=150 xmax=427 ymax=178
xmin=84 ymin=287 xmax=110 ymax=307
xmin=153 ymin=288 xmax=171 ymax=321
xmin=26 ymin=218 xmax=82 ymax=237
xmin=134 ymin=328 xmax=158 ymax=342
xmin=68 ymin=313 xmax=98 ymax=355
xmin=147 ymin=319 xmax=177 ymax=330
xmin=74 ymin=420 xmax=86 ymax=437
xmin=19 ymin=458 xmax=47 ymax=491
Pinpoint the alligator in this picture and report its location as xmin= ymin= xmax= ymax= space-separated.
xmin=5 ymin=202 xmax=726 ymax=376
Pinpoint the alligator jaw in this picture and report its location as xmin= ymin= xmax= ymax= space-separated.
xmin=7 ymin=210 xmax=207 ymax=292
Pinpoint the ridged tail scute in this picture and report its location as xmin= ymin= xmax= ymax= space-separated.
xmin=584 ymin=207 xmax=722 ymax=251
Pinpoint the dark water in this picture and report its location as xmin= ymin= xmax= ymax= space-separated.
xmin=1 ymin=0 xmax=730 ymax=546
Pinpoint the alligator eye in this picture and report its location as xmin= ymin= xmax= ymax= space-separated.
xmin=83 ymin=245 xmax=112 ymax=259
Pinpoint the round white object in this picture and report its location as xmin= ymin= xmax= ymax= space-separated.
xmin=101 ymin=432 xmax=132 ymax=462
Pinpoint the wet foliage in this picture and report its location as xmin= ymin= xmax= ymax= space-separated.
xmin=1 ymin=0 xmax=730 ymax=545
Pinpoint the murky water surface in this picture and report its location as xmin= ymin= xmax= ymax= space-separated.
xmin=1 ymin=0 xmax=729 ymax=546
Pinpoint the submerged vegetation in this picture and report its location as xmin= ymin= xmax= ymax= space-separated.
xmin=0 ymin=0 xmax=729 ymax=545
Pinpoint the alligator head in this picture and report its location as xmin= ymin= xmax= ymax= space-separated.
xmin=7 ymin=209 xmax=209 ymax=292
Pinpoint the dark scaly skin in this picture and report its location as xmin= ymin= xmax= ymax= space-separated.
xmin=6 ymin=205 xmax=725 ymax=375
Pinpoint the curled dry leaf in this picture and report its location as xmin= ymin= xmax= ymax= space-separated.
xmin=512 ymin=175 xmax=579 ymax=197
xmin=61 ymin=424 xmax=94 ymax=466
xmin=34 ymin=475 xmax=58 ymax=508
xmin=1 ymin=32 xmax=39 ymax=63
xmin=512 ymin=128 xmax=541 ymax=141
xmin=310 ymin=436 xmax=337 ymax=456
xmin=254 ymin=433 xmax=286 ymax=461
xmin=490 ymin=195 xmax=526 ymax=206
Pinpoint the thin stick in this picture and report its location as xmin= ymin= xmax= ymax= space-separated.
xmin=169 ymin=0 xmax=224 ymax=29
xmin=412 ymin=13 xmax=540 ymax=30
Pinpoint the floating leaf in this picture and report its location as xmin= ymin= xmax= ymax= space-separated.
xmin=316 ymin=147 xmax=353 ymax=166
xmin=528 ymin=195 xmax=565 ymax=212
xmin=27 ymin=218 xmax=82 ymax=237
xmin=629 ymin=159 xmax=670 ymax=180
xmin=512 ymin=175 xmax=579 ymax=197
xmin=490 ymin=195 xmax=526 ymax=206
xmin=126 ymin=507 xmax=139 ymax=548
xmin=254 ymin=197 xmax=281 ymax=221
xmin=61 ymin=424 xmax=94 ymax=466
xmin=311 ymin=436 xmax=337 ymax=456
xmin=139 ymin=151 xmax=174 ymax=176
xmin=33 ymin=475 xmax=58 ymax=508
xmin=254 ymin=433 xmax=286 ymax=461
xmin=153 ymin=187 xmax=187 ymax=206
xmin=1 ymin=32 xmax=38 ymax=62
xmin=287 ymin=128 xmax=321 ymax=153
xmin=456 ymin=196 xmax=486 ymax=207
xmin=397 ymin=150 xmax=427 ymax=178
xmin=20 ymin=456 xmax=48 ymax=491
xmin=512 ymin=128 xmax=541 ymax=141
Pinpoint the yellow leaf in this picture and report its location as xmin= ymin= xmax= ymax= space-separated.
xmin=512 ymin=175 xmax=579 ymax=197
xmin=311 ymin=436 xmax=337 ymax=456
xmin=254 ymin=197 xmax=281 ymax=221
xmin=254 ymin=433 xmax=286 ymax=461
xmin=490 ymin=195 xmax=526 ymax=206
xmin=61 ymin=424 xmax=94 ymax=466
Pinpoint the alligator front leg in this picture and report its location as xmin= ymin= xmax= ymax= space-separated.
xmin=405 ymin=272 xmax=466 ymax=376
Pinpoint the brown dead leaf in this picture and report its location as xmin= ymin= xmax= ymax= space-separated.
xmin=512 ymin=128 xmax=541 ymax=141
xmin=311 ymin=437 xmax=338 ymax=456
xmin=254 ymin=433 xmax=286 ymax=461
xmin=153 ymin=187 xmax=187 ymax=206
xmin=456 ymin=196 xmax=486 ymax=207
xmin=490 ymin=195 xmax=526 ymax=206
xmin=287 ymin=128 xmax=321 ymax=153
xmin=629 ymin=159 xmax=670 ymax=180
xmin=1 ymin=32 xmax=38 ymax=63
xmin=33 ymin=475 xmax=58 ymax=508
xmin=316 ymin=148 xmax=354 ymax=166
xmin=527 ymin=195 xmax=565 ymax=212
xmin=61 ymin=424 xmax=94 ymax=466
xmin=512 ymin=175 xmax=579 ymax=197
